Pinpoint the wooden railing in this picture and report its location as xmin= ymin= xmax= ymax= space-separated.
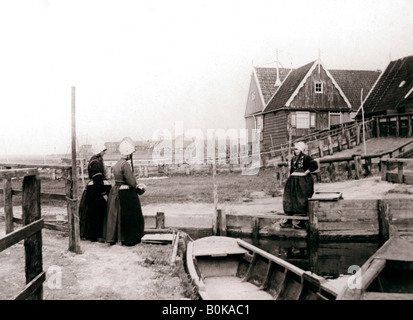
xmin=380 ymin=158 xmax=413 ymax=184
xmin=0 ymin=169 xmax=45 ymax=300
xmin=0 ymin=163 xmax=80 ymax=252
xmin=374 ymin=113 xmax=413 ymax=138
xmin=275 ymin=138 xmax=413 ymax=183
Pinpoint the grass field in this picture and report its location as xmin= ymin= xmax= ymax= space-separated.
xmin=6 ymin=168 xmax=281 ymax=206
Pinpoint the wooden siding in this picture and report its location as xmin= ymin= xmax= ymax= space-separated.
xmin=245 ymin=73 xmax=264 ymax=117
xmin=290 ymin=65 xmax=349 ymax=111
xmin=263 ymin=111 xmax=288 ymax=149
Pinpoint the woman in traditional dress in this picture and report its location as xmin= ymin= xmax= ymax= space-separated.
xmin=104 ymin=137 xmax=146 ymax=246
xmin=280 ymin=141 xmax=318 ymax=229
xmin=79 ymin=146 xmax=111 ymax=242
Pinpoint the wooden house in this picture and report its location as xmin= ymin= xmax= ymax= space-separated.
xmin=255 ymin=59 xmax=380 ymax=152
xmin=244 ymin=66 xmax=292 ymax=145
xmin=357 ymin=55 xmax=413 ymax=119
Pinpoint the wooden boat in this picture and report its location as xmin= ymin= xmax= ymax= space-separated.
xmin=186 ymin=236 xmax=337 ymax=300
xmin=337 ymin=235 xmax=413 ymax=300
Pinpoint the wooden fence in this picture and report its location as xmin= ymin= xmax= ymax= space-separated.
xmin=381 ymin=158 xmax=413 ymax=185
xmin=0 ymin=163 xmax=80 ymax=252
xmin=374 ymin=113 xmax=413 ymax=138
xmin=0 ymin=169 xmax=45 ymax=300
xmin=275 ymin=138 xmax=413 ymax=183
xmin=212 ymin=197 xmax=413 ymax=243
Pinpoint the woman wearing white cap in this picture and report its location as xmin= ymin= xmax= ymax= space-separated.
xmin=79 ymin=145 xmax=111 ymax=242
xmin=104 ymin=137 xmax=146 ymax=246
xmin=281 ymin=141 xmax=318 ymax=229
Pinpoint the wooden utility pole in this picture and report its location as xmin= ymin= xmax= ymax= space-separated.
xmin=69 ymin=86 xmax=81 ymax=253
xmin=212 ymin=156 xmax=218 ymax=235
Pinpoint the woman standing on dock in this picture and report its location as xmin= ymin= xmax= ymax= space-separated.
xmin=104 ymin=137 xmax=146 ymax=246
xmin=281 ymin=141 xmax=318 ymax=229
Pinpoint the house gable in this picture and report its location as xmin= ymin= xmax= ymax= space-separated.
xmin=244 ymin=71 xmax=265 ymax=117
xmin=244 ymin=67 xmax=291 ymax=117
xmin=287 ymin=61 xmax=351 ymax=111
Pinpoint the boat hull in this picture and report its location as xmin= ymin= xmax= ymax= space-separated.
xmin=186 ymin=236 xmax=337 ymax=300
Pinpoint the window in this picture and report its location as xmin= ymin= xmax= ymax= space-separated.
xmin=296 ymin=111 xmax=310 ymax=129
xmin=329 ymin=112 xmax=341 ymax=126
xmin=315 ymin=82 xmax=323 ymax=93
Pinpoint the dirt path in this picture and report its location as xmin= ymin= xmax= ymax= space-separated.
xmin=0 ymin=225 xmax=189 ymax=300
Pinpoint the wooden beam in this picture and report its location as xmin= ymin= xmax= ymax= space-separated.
xmin=3 ymin=178 xmax=13 ymax=234
xmin=0 ymin=163 xmax=71 ymax=170
xmin=397 ymin=162 xmax=404 ymax=184
xmin=22 ymin=174 xmax=43 ymax=300
xmin=0 ymin=168 xmax=38 ymax=180
xmin=156 ymin=212 xmax=165 ymax=229
xmin=0 ymin=219 xmax=44 ymax=253
xmin=308 ymin=200 xmax=319 ymax=244
xmin=378 ymin=200 xmax=391 ymax=246
xmin=14 ymin=271 xmax=46 ymax=300
xmin=69 ymin=86 xmax=81 ymax=254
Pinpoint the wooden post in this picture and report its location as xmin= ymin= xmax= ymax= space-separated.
xmin=378 ymin=200 xmax=390 ymax=246
xmin=327 ymin=135 xmax=333 ymax=155
xmin=396 ymin=116 xmax=400 ymax=137
xmin=365 ymin=158 xmax=372 ymax=176
xmin=308 ymin=200 xmax=319 ymax=244
xmin=337 ymin=134 xmax=343 ymax=151
xmin=328 ymin=163 xmax=336 ymax=182
xmin=397 ymin=161 xmax=404 ymax=184
xmin=216 ymin=209 xmax=227 ymax=236
xmin=345 ymin=130 xmax=351 ymax=149
xmin=212 ymin=159 xmax=218 ymax=235
xmin=375 ymin=117 xmax=380 ymax=137
xmin=356 ymin=124 xmax=361 ymax=145
xmin=220 ymin=209 xmax=227 ymax=236
xmin=353 ymin=155 xmax=362 ymax=180
xmin=318 ymin=140 xmax=324 ymax=157
xmin=22 ymin=174 xmax=43 ymax=300
xmin=381 ymin=160 xmax=388 ymax=181
xmin=3 ymin=178 xmax=13 ymax=234
xmin=156 ymin=212 xmax=165 ymax=229
xmin=69 ymin=86 xmax=81 ymax=254
xmin=251 ymin=217 xmax=259 ymax=242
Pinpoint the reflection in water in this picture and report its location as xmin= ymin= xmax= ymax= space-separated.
xmin=241 ymin=237 xmax=380 ymax=278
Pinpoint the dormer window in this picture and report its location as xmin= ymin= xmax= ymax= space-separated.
xmin=315 ymin=82 xmax=323 ymax=93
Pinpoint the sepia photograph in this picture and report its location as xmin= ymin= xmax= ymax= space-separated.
xmin=1 ymin=0 xmax=413 ymax=309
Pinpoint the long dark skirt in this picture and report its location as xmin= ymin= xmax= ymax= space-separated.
xmin=283 ymin=175 xmax=314 ymax=215
xmin=104 ymin=186 xmax=145 ymax=246
xmin=79 ymin=185 xmax=110 ymax=241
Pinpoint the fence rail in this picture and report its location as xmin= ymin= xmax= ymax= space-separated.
xmin=0 ymin=169 xmax=44 ymax=300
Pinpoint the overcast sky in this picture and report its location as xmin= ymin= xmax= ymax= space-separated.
xmin=1 ymin=0 xmax=413 ymax=155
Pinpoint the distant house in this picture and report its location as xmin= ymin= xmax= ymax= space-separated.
xmin=357 ymin=55 xmax=413 ymax=119
xmin=251 ymin=59 xmax=380 ymax=152
xmin=244 ymin=66 xmax=292 ymax=145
